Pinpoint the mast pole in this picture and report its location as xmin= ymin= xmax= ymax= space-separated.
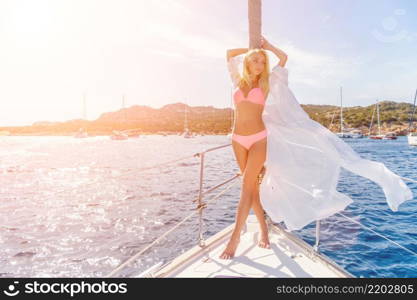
xmin=407 ymin=89 xmax=417 ymax=133
xmin=340 ymin=86 xmax=343 ymax=134
xmin=377 ymin=99 xmax=381 ymax=135
xmin=83 ymin=91 xmax=87 ymax=120
xmin=248 ymin=0 xmax=262 ymax=49
xmin=368 ymin=103 xmax=376 ymax=135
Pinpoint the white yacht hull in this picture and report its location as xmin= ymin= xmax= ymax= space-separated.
xmin=141 ymin=215 xmax=353 ymax=278
xmin=407 ymin=134 xmax=417 ymax=146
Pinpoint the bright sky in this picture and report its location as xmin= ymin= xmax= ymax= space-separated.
xmin=1 ymin=0 xmax=416 ymax=126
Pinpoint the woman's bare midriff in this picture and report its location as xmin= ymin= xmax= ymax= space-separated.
xmin=233 ymin=102 xmax=266 ymax=135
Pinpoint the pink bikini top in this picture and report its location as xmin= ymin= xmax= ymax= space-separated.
xmin=233 ymin=87 xmax=265 ymax=106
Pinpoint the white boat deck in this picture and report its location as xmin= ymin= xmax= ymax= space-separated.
xmin=149 ymin=214 xmax=353 ymax=278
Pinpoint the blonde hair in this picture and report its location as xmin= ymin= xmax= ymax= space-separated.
xmin=238 ymin=48 xmax=270 ymax=97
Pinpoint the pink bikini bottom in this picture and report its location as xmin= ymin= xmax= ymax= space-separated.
xmin=232 ymin=129 xmax=268 ymax=150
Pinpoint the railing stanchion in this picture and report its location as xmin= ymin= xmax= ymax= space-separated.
xmin=197 ymin=152 xmax=206 ymax=247
xmin=314 ymin=220 xmax=320 ymax=252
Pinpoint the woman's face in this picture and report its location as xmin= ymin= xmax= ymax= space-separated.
xmin=247 ymin=52 xmax=265 ymax=76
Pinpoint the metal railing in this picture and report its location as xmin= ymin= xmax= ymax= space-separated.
xmin=103 ymin=141 xmax=417 ymax=277
xmin=105 ymin=143 xmax=241 ymax=277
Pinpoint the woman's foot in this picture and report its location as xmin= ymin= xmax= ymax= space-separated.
xmin=258 ymin=231 xmax=271 ymax=249
xmin=219 ymin=236 xmax=241 ymax=260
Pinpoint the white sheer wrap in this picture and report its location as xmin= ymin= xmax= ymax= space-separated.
xmin=227 ymin=54 xmax=413 ymax=231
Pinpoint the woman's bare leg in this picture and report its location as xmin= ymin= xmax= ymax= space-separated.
xmin=218 ymin=140 xmax=247 ymax=260
xmin=220 ymin=138 xmax=267 ymax=259
xmin=251 ymin=180 xmax=270 ymax=248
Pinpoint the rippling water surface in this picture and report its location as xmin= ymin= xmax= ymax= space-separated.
xmin=1 ymin=135 xmax=416 ymax=277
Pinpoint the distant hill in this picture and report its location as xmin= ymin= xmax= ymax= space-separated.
xmin=304 ymin=100 xmax=415 ymax=135
xmin=1 ymin=100 xmax=416 ymax=136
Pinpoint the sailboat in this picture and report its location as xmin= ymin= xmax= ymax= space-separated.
xmin=407 ymin=89 xmax=417 ymax=146
xmin=120 ymin=95 xmax=140 ymax=138
xmin=383 ymin=132 xmax=397 ymax=140
xmin=368 ymin=100 xmax=397 ymax=140
xmin=182 ymin=103 xmax=193 ymax=138
xmin=408 ymin=133 xmax=417 ymax=146
xmin=335 ymin=87 xmax=352 ymax=138
xmin=110 ymin=130 xmax=128 ymax=140
xmin=350 ymin=129 xmax=364 ymax=139
xmin=74 ymin=92 xmax=89 ymax=138
xmin=74 ymin=127 xmax=89 ymax=138
xmin=369 ymin=99 xmax=385 ymax=139
xmin=110 ymin=94 xmax=129 ymax=140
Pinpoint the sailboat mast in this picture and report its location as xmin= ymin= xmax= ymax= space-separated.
xmin=329 ymin=110 xmax=336 ymax=129
xmin=83 ymin=91 xmax=87 ymax=120
xmin=407 ymin=89 xmax=417 ymax=133
xmin=184 ymin=102 xmax=188 ymax=131
xmin=340 ymin=86 xmax=343 ymax=133
xmin=368 ymin=103 xmax=376 ymax=135
xmin=122 ymin=94 xmax=126 ymax=123
xmin=248 ymin=0 xmax=262 ymax=48
xmin=376 ymin=99 xmax=381 ymax=135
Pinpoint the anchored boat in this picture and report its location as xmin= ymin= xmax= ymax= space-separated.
xmin=408 ymin=132 xmax=417 ymax=146
xmin=382 ymin=132 xmax=397 ymax=140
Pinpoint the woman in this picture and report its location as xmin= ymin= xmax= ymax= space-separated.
xmin=220 ymin=36 xmax=413 ymax=260
xmin=219 ymin=37 xmax=286 ymax=259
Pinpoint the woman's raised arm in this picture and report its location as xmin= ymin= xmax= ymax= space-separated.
xmin=226 ymin=48 xmax=248 ymax=61
xmin=226 ymin=48 xmax=248 ymax=88
xmin=261 ymin=36 xmax=288 ymax=67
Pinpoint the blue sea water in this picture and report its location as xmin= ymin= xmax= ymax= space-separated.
xmin=300 ymin=136 xmax=417 ymax=278
xmin=0 ymin=135 xmax=416 ymax=278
